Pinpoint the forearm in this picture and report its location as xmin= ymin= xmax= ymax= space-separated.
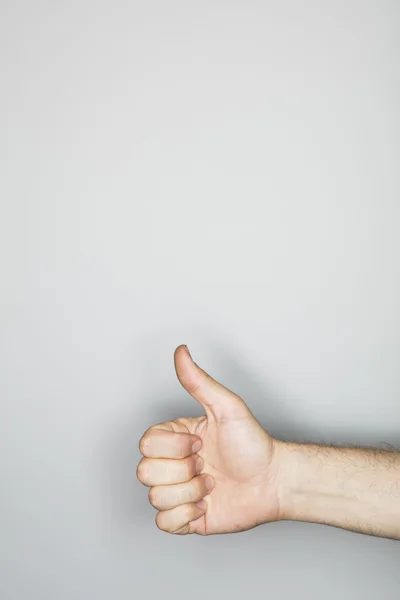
xmin=275 ymin=441 xmax=400 ymax=540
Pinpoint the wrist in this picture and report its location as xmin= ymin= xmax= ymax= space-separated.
xmin=273 ymin=440 xmax=318 ymax=522
xmin=257 ymin=437 xmax=295 ymax=524
xmin=271 ymin=439 xmax=296 ymax=521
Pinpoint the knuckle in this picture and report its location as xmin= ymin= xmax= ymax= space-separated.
xmin=136 ymin=458 xmax=148 ymax=483
xmin=155 ymin=512 xmax=163 ymax=530
xmin=140 ymin=425 xmax=159 ymax=454
xmin=148 ymin=487 xmax=160 ymax=508
xmin=155 ymin=512 xmax=168 ymax=532
xmin=139 ymin=436 xmax=149 ymax=455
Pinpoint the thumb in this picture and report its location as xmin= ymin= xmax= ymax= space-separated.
xmin=174 ymin=345 xmax=250 ymax=421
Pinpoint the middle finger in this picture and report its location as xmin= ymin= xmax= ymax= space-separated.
xmin=137 ymin=455 xmax=203 ymax=486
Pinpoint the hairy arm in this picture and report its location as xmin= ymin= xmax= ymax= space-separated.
xmin=275 ymin=442 xmax=400 ymax=539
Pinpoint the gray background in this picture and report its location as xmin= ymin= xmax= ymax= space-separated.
xmin=1 ymin=1 xmax=399 ymax=598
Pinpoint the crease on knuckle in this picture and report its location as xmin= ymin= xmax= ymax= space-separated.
xmin=136 ymin=458 xmax=148 ymax=483
xmin=139 ymin=435 xmax=150 ymax=456
xmin=148 ymin=487 xmax=158 ymax=507
xmin=155 ymin=513 xmax=164 ymax=531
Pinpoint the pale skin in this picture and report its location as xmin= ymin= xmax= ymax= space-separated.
xmin=136 ymin=345 xmax=400 ymax=539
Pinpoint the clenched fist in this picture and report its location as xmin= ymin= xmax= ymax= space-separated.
xmin=137 ymin=345 xmax=283 ymax=535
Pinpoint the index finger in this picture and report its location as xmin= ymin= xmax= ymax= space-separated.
xmin=139 ymin=428 xmax=202 ymax=459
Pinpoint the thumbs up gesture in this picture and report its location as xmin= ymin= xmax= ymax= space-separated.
xmin=137 ymin=346 xmax=283 ymax=535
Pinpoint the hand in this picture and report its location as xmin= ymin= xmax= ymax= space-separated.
xmin=137 ymin=345 xmax=282 ymax=535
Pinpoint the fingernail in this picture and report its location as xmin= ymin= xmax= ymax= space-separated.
xmin=192 ymin=439 xmax=202 ymax=453
xmin=196 ymin=500 xmax=207 ymax=510
xmin=205 ymin=476 xmax=214 ymax=491
xmin=184 ymin=345 xmax=192 ymax=358
xmin=196 ymin=457 xmax=203 ymax=473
